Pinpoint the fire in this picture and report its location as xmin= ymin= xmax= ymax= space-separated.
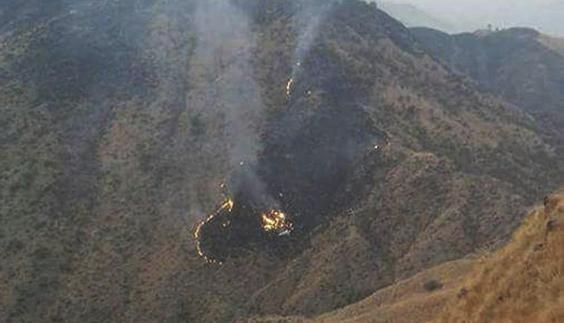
xmin=224 ymin=198 xmax=234 ymax=211
xmin=193 ymin=197 xmax=234 ymax=264
xmin=286 ymin=78 xmax=294 ymax=97
xmin=261 ymin=209 xmax=293 ymax=235
xmin=193 ymin=192 xmax=295 ymax=264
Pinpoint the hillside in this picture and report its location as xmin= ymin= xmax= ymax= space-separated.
xmin=1 ymin=0 xmax=563 ymax=322
xmin=412 ymin=27 xmax=564 ymax=158
xmin=311 ymin=258 xmax=475 ymax=323
xmin=249 ymin=192 xmax=564 ymax=323
xmin=438 ymin=193 xmax=564 ymax=322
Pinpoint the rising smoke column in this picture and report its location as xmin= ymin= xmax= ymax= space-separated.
xmin=192 ymin=0 xmax=261 ymax=169
xmin=286 ymin=0 xmax=338 ymax=98
xmin=190 ymin=0 xmax=277 ymax=209
xmin=189 ymin=0 xmax=279 ymax=263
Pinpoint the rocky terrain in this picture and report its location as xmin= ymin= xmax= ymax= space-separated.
xmin=1 ymin=1 xmax=562 ymax=322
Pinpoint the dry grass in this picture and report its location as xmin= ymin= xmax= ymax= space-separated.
xmin=311 ymin=258 xmax=475 ymax=323
xmin=322 ymin=192 xmax=564 ymax=323
xmin=436 ymin=193 xmax=564 ymax=323
xmin=247 ymin=258 xmax=474 ymax=323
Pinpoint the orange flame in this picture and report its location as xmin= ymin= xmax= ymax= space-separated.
xmin=286 ymin=78 xmax=294 ymax=97
xmin=261 ymin=209 xmax=293 ymax=234
xmin=193 ymin=198 xmax=234 ymax=264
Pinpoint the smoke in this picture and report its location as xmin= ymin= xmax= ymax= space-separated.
xmin=191 ymin=0 xmax=275 ymax=208
xmin=193 ymin=0 xmax=260 ymax=166
xmin=188 ymin=0 xmax=339 ymax=211
xmin=188 ymin=0 xmax=349 ymax=213
xmin=289 ymin=1 xmax=338 ymax=80
xmin=192 ymin=0 xmax=388 ymax=262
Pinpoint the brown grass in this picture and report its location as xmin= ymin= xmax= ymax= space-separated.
xmin=436 ymin=193 xmax=564 ymax=323
xmin=310 ymin=258 xmax=475 ymax=323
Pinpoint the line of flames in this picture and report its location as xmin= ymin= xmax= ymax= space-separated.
xmin=193 ymin=198 xmax=234 ymax=264
xmin=286 ymin=78 xmax=294 ymax=97
xmin=193 ymin=198 xmax=295 ymax=263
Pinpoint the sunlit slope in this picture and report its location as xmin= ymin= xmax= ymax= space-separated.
xmin=437 ymin=193 xmax=564 ymax=322
xmin=313 ymin=258 xmax=475 ymax=323
xmin=249 ymin=193 xmax=564 ymax=323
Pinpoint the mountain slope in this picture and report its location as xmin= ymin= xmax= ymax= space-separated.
xmin=412 ymin=27 xmax=564 ymax=158
xmin=437 ymin=192 xmax=564 ymax=322
xmin=1 ymin=1 xmax=563 ymax=322
xmin=311 ymin=258 xmax=475 ymax=323
xmin=250 ymin=192 xmax=564 ymax=323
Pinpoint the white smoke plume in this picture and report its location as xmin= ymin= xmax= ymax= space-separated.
xmin=289 ymin=1 xmax=338 ymax=81
xmin=190 ymin=0 xmax=276 ymax=208
xmin=192 ymin=0 xmax=264 ymax=169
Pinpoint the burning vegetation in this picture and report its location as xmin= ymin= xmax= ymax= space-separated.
xmin=192 ymin=102 xmax=390 ymax=264
xmin=286 ymin=78 xmax=294 ymax=97
xmin=193 ymin=173 xmax=298 ymax=264
xmin=192 ymin=18 xmax=391 ymax=264
xmin=194 ymin=198 xmax=234 ymax=264
xmin=194 ymin=194 xmax=295 ymax=264
xmin=261 ymin=209 xmax=293 ymax=235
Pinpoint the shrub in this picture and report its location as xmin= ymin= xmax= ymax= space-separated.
xmin=423 ymin=279 xmax=443 ymax=292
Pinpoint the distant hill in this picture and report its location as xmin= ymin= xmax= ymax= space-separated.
xmin=378 ymin=2 xmax=455 ymax=33
xmin=376 ymin=1 xmax=564 ymax=38
xmin=412 ymin=27 xmax=564 ymax=160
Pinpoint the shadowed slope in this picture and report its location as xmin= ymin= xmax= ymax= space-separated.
xmin=412 ymin=27 xmax=564 ymax=157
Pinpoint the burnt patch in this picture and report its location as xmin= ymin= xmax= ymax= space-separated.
xmin=196 ymin=172 xmax=299 ymax=263
xmin=196 ymin=99 xmax=387 ymax=263
xmin=195 ymin=5 xmax=391 ymax=262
